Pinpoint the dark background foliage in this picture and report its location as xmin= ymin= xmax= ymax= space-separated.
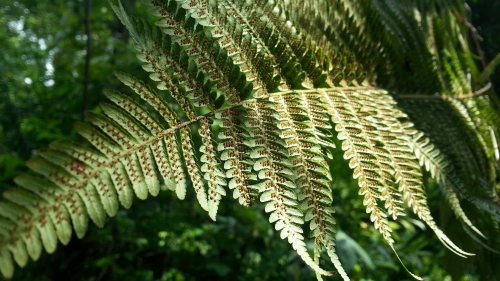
xmin=469 ymin=0 xmax=500 ymax=93
xmin=0 ymin=1 xmax=498 ymax=280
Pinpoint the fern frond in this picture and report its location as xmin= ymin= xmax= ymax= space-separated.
xmin=243 ymin=98 xmax=333 ymax=276
xmin=364 ymin=91 xmax=474 ymax=257
xmin=319 ymin=88 xmax=476 ymax=276
xmin=2 ymin=0 xmax=500 ymax=280
xmin=278 ymin=92 xmax=348 ymax=279
xmin=399 ymin=97 xmax=500 ymax=220
xmin=322 ymin=89 xmax=399 ymax=241
xmin=410 ymin=131 xmax=488 ymax=237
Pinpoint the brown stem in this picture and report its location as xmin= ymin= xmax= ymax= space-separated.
xmin=398 ymin=83 xmax=491 ymax=100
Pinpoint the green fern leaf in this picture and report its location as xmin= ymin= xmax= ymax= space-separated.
xmin=1 ymin=0 xmax=500 ymax=280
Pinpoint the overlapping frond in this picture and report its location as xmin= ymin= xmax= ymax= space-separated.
xmin=1 ymin=0 xmax=499 ymax=280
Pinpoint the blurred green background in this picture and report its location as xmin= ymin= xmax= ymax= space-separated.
xmin=0 ymin=1 xmax=499 ymax=280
